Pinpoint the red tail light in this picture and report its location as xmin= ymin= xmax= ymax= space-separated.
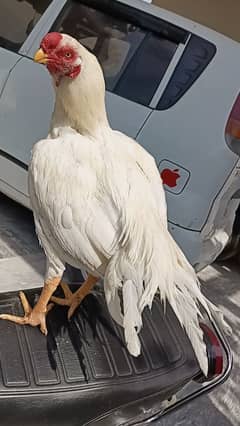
xmin=201 ymin=323 xmax=223 ymax=377
xmin=225 ymin=93 xmax=240 ymax=155
xmin=194 ymin=323 xmax=223 ymax=383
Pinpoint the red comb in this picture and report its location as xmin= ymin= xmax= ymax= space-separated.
xmin=40 ymin=32 xmax=62 ymax=51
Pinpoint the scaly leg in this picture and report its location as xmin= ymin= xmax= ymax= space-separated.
xmin=51 ymin=274 xmax=98 ymax=319
xmin=0 ymin=276 xmax=61 ymax=334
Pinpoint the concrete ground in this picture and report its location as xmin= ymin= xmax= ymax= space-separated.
xmin=0 ymin=193 xmax=239 ymax=426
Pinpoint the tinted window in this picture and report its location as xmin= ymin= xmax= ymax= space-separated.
xmin=53 ymin=1 xmax=178 ymax=106
xmin=157 ymin=35 xmax=216 ymax=110
xmin=0 ymin=0 xmax=52 ymax=52
xmin=114 ymin=34 xmax=177 ymax=105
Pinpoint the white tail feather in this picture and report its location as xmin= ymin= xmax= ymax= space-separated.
xmin=166 ymin=266 xmax=208 ymax=376
xmin=104 ymin=224 xmax=228 ymax=376
xmin=122 ymin=280 xmax=142 ymax=356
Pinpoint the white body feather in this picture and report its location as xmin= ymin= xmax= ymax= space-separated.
xmin=29 ymin=35 xmax=229 ymax=376
xmin=29 ymin=126 xmax=211 ymax=375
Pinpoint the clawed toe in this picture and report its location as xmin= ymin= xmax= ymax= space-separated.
xmin=67 ymin=298 xmax=83 ymax=320
xmin=0 ymin=291 xmax=52 ymax=334
xmin=50 ymin=282 xmax=85 ymax=319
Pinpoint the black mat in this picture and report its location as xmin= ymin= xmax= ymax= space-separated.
xmin=0 ymin=287 xmax=200 ymax=426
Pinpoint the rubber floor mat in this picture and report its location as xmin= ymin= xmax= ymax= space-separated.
xmin=0 ymin=287 xmax=200 ymax=426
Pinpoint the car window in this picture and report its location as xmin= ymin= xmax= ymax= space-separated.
xmin=157 ymin=35 xmax=216 ymax=110
xmin=114 ymin=34 xmax=177 ymax=105
xmin=52 ymin=1 xmax=178 ymax=106
xmin=0 ymin=0 xmax=52 ymax=52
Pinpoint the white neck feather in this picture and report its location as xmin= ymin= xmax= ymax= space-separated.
xmin=50 ymin=52 xmax=109 ymax=138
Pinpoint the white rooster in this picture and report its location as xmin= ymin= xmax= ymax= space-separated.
xmin=0 ymin=33 xmax=229 ymax=376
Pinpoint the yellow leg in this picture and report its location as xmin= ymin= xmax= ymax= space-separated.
xmin=51 ymin=274 xmax=98 ymax=319
xmin=0 ymin=276 xmax=61 ymax=334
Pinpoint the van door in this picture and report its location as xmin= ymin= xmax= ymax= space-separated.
xmin=0 ymin=0 xmax=55 ymax=205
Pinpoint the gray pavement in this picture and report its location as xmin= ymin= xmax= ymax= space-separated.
xmin=0 ymin=193 xmax=239 ymax=426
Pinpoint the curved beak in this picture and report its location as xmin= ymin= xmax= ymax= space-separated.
xmin=34 ymin=48 xmax=48 ymax=64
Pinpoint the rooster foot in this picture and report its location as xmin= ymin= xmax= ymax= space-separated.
xmin=51 ymin=275 xmax=98 ymax=320
xmin=0 ymin=291 xmax=54 ymax=334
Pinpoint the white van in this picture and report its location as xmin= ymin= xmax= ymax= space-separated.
xmin=0 ymin=0 xmax=240 ymax=270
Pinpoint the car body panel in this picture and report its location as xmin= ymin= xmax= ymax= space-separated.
xmin=0 ymin=48 xmax=20 ymax=94
xmin=0 ymin=0 xmax=239 ymax=269
xmin=0 ymin=58 xmax=54 ymax=165
xmin=106 ymin=93 xmax=152 ymax=138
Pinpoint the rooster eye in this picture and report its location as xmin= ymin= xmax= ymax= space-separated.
xmin=65 ymin=52 xmax=72 ymax=58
